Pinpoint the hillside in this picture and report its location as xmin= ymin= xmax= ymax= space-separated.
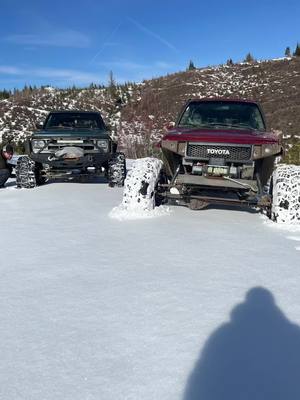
xmin=0 ymin=57 xmax=300 ymax=162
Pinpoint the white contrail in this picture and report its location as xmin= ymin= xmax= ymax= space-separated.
xmin=89 ymin=22 xmax=123 ymax=65
xmin=128 ymin=17 xmax=178 ymax=52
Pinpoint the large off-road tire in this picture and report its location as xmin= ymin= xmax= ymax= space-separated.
xmin=270 ymin=164 xmax=300 ymax=223
xmin=16 ymin=156 xmax=37 ymax=189
xmin=121 ymin=157 xmax=163 ymax=211
xmin=108 ymin=152 xmax=126 ymax=187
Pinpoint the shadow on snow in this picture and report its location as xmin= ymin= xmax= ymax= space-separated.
xmin=184 ymin=287 xmax=300 ymax=400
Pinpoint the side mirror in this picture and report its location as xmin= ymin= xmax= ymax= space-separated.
xmin=35 ymin=123 xmax=43 ymax=130
xmin=164 ymin=121 xmax=175 ymax=131
xmin=273 ymin=129 xmax=283 ymax=138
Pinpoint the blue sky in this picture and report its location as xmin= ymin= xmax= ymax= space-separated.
xmin=0 ymin=0 xmax=299 ymax=89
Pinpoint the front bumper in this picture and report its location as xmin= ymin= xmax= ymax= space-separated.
xmin=174 ymin=174 xmax=258 ymax=191
xmin=30 ymin=152 xmax=111 ymax=169
xmin=158 ymin=173 xmax=271 ymax=209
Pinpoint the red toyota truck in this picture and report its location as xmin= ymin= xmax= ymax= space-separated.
xmin=122 ymin=98 xmax=300 ymax=223
xmin=160 ymin=98 xmax=282 ymax=211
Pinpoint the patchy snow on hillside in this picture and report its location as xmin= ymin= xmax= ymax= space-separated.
xmin=0 ymin=178 xmax=300 ymax=400
xmin=1 ymin=57 xmax=300 ymax=162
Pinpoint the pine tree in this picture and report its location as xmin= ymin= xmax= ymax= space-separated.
xmin=108 ymin=70 xmax=117 ymax=99
xmin=108 ymin=70 xmax=116 ymax=87
xmin=0 ymin=89 xmax=10 ymax=100
xmin=293 ymin=43 xmax=300 ymax=57
xmin=285 ymin=46 xmax=291 ymax=57
xmin=244 ymin=53 xmax=255 ymax=63
xmin=187 ymin=60 xmax=196 ymax=71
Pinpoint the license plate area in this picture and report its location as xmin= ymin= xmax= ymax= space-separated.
xmin=57 ymin=140 xmax=84 ymax=144
xmin=206 ymin=165 xmax=229 ymax=177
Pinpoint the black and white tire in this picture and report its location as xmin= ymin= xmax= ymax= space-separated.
xmin=121 ymin=157 xmax=163 ymax=211
xmin=108 ymin=152 xmax=126 ymax=187
xmin=16 ymin=156 xmax=37 ymax=189
xmin=271 ymin=164 xmax=300 ymax=223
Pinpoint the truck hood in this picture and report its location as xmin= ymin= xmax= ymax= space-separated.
xmin=163 ymin=127 xmax=280 ymax=145
xmin=32 ymin=128 xmax=110 ymax=139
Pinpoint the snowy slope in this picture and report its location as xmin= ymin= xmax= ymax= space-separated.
xmin=0 ymin=179 xmax=300 ymax=399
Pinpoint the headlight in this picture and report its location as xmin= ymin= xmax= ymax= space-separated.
xmin=253 ymin=144 xmax=281 ymax=159
xmin=178 ymin=142 xmax=186 ymax=156
xmin=261 ymin=143 xmax=281 ymax=156
xmin=32 ymin=139 xmax=45 ymax=153
xmin=96 ymin=139 xmax=109 ymax=152
xmin=252 ymin=145 xmax=262 ymax=159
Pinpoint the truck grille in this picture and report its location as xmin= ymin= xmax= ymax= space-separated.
xmin=186 ymin=143 xmax=252 ymax=161
xmin=41 ymin=139 xmax=96 ymax=152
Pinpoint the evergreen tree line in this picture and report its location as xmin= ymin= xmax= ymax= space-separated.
xmin=1 ymin=43 xmax=300 ymax=98
xmin=0 ymin=73 xmax=138 ymax=101
xmin=285 ymin=43 xmax=300 ymax=57
xmin=0 ymin=89 xmax=12 ymax=99
xmin=187 ymin=42 xmax=300 ymax=70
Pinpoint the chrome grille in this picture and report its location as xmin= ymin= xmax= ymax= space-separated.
xmin=187 ymin=143 xmax=252 ymax=161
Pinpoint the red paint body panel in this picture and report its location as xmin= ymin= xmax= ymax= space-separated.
xmin=163 ymin=128 xmax=279 ymax=145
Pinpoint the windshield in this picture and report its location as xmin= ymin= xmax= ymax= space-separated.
xmin=44 ymin=113 xmax=105 ymax=130
xmin=178 ymin=101 xmax=266 ymax=131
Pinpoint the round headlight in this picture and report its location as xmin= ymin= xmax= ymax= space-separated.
xmin=96 ymin=139 xmax=109 ymax=152
xmin=32 ymin=139 xmax=45 ymax=153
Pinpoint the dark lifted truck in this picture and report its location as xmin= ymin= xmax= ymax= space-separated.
xmin=16 ymin=110 xmax=126 ymax=188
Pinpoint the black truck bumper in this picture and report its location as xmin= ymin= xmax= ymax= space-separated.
xmin=30 ymin=153 xmax=111 ymax=170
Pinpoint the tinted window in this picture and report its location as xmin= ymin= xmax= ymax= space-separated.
xmin=45 ymin=113 xmax=105 ymax=130
xmin=178 ymin=101 xmax=266 ymax=131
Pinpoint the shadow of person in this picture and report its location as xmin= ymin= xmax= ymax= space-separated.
xmin=184 ymin=287 xmax=300 ymax=400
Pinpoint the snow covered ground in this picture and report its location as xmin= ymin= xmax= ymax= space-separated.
xmin=1 ymin=179 xmax=300 ymax=399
